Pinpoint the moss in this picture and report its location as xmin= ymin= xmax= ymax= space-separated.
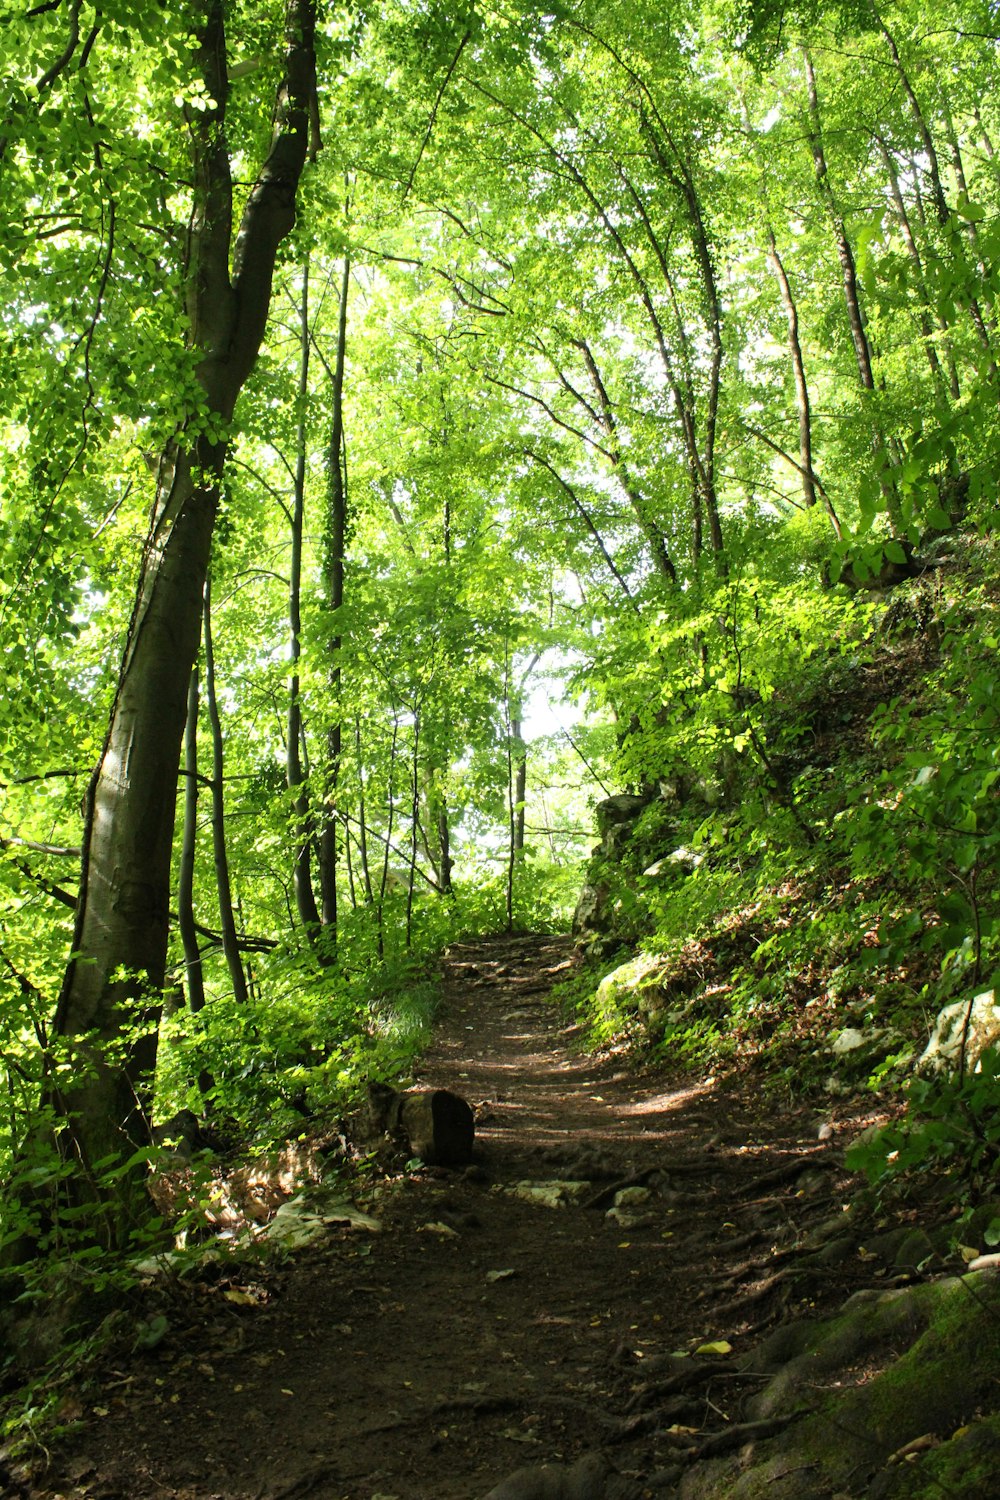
xmin=888 ymin=1413 xmax=1000 ymax=1500
xmin=680 ymin=1275 xmax=1000 ymax=1499
xmin=791 ymin=1274 xmax=1000 ymax=1495
xmin=852 ymin=1273 xmax=1000 ymax=1433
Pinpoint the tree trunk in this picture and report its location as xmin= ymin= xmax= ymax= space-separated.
xmin=765 ymin=227 xmax=820 ymax=514
xmin=203 ymin=577 xmax=249 ymax=1005
xmin=803 ymin=50 xmax=876 ymax=392
xmin=575 ymin=338 xmax=677 ymax=582
xmin=512 ymin=715 xmax=527 ymax=855
xmin=318 ymin=252 xmax=351 ymax=938
xmin=287 ymin=256 xmax=323 ymax=940
xmin=354 ymin=717 xmax=375 ymax=907
xmin=39 ymin=0 xmax=317 ymax=1248
xmin=803 ymin=49 xmax=900 ymax=524
xmin=879 ymin=23 xmax=995 ymax=368
xmin=178 ymin=668 xmax=206 ymax=1018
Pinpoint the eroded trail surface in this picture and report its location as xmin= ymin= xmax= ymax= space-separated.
xmin=50 ymin=936 xmax=866 ymax=1500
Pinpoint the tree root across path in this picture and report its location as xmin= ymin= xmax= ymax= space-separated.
xmin=18 ymin=933 xmax=987 ymax=1500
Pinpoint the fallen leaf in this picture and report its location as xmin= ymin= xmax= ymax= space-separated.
xmin=694 ymin=1340 xmax=732 ymax=1356
xmin=421 ymin=1221 xmax=459 ymax=1237
xmin=486 ymin=1269 xmax=516 ymax=1283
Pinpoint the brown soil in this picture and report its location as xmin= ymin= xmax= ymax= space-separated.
xmin=25 ymin=935 xmax=888 ymax=1500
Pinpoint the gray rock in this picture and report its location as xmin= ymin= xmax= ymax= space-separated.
xmin=595 ymin=794 xmax=648 ymax=832
xmin=830 ymin=1027 xmax=866 ymax=1055
xmin=920 ymin=989 xmax=1000 ymax=1073
xmin=483 ymin=1452 xmax=610 ymax=1500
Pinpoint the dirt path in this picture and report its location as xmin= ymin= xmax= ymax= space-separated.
xmin=38 ymin=935 xmax=870 ymax=1500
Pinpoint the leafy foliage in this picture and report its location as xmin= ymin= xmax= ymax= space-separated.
xmin=1 ymin=0 xmax=999 ymax=1316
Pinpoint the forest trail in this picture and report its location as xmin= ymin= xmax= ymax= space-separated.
xmin=43 ymin=936 xmax=867 ymax=1500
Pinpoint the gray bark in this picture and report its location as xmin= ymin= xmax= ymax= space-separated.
xmin=42 ymin=0 xmax=318 ymax=1246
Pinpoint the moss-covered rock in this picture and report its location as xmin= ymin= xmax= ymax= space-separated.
xmin=678 ymin=1272 xmax=1000 ymax=1498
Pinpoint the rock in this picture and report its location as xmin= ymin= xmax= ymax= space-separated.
xmin=967 ymin=1252 xmax=1000 ymax=1272
xmin=605 ymin=1207 xmax=655 ymax=1230
xmin=263 ymin=1197 xmax=329 ymax=1250
xmin=572 ymin=881 xmax=610 ymax=936
xmin=595 ymin=795 xmax=648 ymax=832
xmin=368 ymin=1083 xmax=475 ymax=1166
xmin=830 ymin=1027 xmax=865 ymax=1055
xmin=612 ymin=1187 xmax=652 ymax=1208
xmin=920 ymin=989 xmax=1000 ymax=1073
xmin=643 ymin=846 xmax=703 ymax=877
xmin=506 ymin=1180 xmax=592 ymax=1208
xmin=482 ymin=1452 xmax=610 ymax=1500
xmin=595 ymin=953 xmax=674 ymax=1021
xmin=152 ymin=1108 xmax=205 ymax=1159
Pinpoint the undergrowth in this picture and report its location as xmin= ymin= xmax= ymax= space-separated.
xmin=571 ymin=534 xmax=1000 ymax=1149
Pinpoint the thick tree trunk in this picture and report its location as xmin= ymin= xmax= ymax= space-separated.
xmin=436 ymin=798 xmax=454 ymax=894
xmin=39 ymin=0 xmax=317 ymax=1247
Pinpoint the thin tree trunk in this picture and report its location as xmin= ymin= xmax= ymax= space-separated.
xmin=354 ymin=716 xmax=374 ymax=906
xmin=178 ymin=667 xmax=206 ymax=1017
xmin=803 ymin=50 xmax=876 ymax=392
xmin=803 ymin=49 xmax=900 ymax=523
xmin=973 ymin=106 xmax=995 ymax=162
xmin=524 ymin=448 xmax=639 ymax=609
xmin=36 ymin=0 xmax=317 ymax=1248
xmin=880 ymin=23 xmax=995 ymax=365
xmin=406 ymin=711 xmax=420 ymax=949
xmin=343 ymin=815 xmax=357 ymax=908
xmin=504 ymin=653 xmax=517 ymax=934
xmin=875 ymin=133 xmax=959 ymax=400
xmin=765 ymin=228 xmax=817 ymax=512
xmin=287 ymin=256 xmax=323 ymax=939
xmin=318 ymin=250 xmax=351 ymax=936
xmin=512 ymin=714 xmax=527 ymax=854
xmin=574 ymin=338 xmax=677 ymax=582
xmin=202 ymin=577 xmax=249 ymax=1005
xmin=377 ymin=714 xmax=401 ymax=959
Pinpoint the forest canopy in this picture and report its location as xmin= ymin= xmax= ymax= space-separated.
xmin=0 ymin=0 xmax=998 ymax=1260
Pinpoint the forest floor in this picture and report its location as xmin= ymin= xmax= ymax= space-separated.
xmin=20 ymin=934 xmax=895 ymax=1500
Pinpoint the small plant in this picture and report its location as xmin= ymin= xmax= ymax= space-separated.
xmin=847 ymin=1046 xmax=1000 ymax=1197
